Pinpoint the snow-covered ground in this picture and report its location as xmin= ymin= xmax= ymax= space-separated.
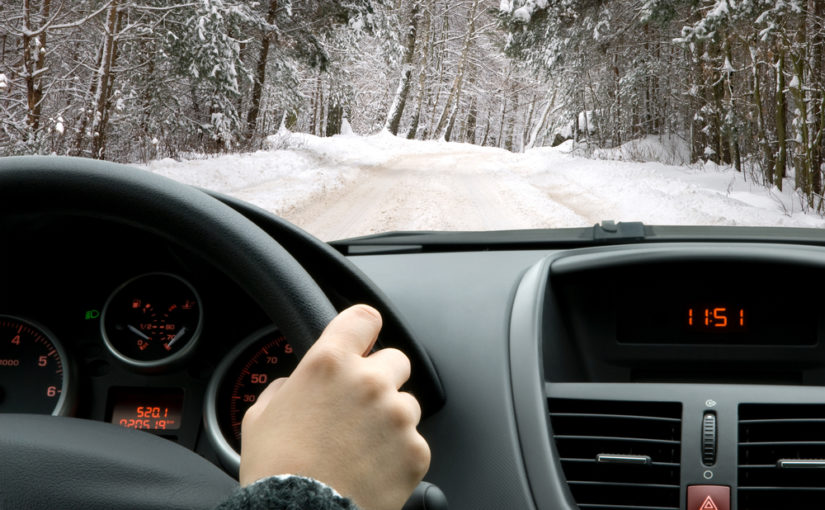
xmin=144 ymin=131 xmax=825 ymax=241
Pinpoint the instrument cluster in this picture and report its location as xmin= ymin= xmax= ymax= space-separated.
xmin=0 ymin=217 xmax=295 ymax=473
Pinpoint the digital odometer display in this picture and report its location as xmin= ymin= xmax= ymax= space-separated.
xmin=615 ymin=269 xmax=820 ymax=345
xmin=109 ymin=388 xmax=183 ymax=430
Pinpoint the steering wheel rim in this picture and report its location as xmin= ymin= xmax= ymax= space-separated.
xmin=0 ymin=156 xmax=337 ymax=354
xmin=0 ymin=155 xmax=339 ymax=509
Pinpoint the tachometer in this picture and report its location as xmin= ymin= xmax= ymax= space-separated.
xmin=0 ymin=315 xmax=73 ymax=415
xmin=101 ymin=273 xmax=202 ymax=369
xmin=204 ymin=326 xmax=298 ymax=473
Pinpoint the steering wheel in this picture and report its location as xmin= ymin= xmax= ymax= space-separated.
xmin=0 ymin=156 xmax=338 ymax=509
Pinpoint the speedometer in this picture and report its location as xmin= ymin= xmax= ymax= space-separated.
xmin=0 ymin=315 xmax=73 ymax=415
xmin=204 ymin=326 xmax=298 ymax=473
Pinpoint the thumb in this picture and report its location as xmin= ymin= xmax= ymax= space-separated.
xmin=311 ymin=304 xmax=382 ymax=357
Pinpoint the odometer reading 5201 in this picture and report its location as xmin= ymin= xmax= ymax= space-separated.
xmin=109 ymin=387 xmax=183 ymax=430
xmin=0 ymin=316 xmax=72 ymax=415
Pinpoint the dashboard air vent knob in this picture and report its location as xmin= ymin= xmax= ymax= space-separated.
xmin=702 ymin=412 xmax=717 ymax=466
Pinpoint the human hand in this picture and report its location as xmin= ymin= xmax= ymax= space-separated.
xmin=239 ymin=304 xmax=431 ymax=510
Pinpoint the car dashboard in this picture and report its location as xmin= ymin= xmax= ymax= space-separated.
xmin=3 ymin=206 xmax=825 ymax=510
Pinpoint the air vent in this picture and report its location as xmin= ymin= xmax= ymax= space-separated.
xmin=739 ymin=404 xmax=825 ymax=510
xmin=548 ymin=399 xmax=682 ymax=510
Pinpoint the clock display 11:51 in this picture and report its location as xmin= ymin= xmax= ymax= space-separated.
xmin=688 ymin=306 xmax=745 ymax=329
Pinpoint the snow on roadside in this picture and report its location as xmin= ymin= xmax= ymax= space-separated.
xmin=591 ymin=134 xmax=691 ymax=166
xmin=144 ymin=137 xmax=361 ymax=215
xmin=143 ymin=131 xmax=825 ymax=233
xmin=522 ymin=142 xmax=825 ymax=228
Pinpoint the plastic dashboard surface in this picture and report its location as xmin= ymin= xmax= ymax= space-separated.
xmin=353 ymin=242 xmax=825 ymax=510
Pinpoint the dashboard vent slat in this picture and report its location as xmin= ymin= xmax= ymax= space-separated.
xmin=739 ymin=403 xmax=825 ymax=510
xmin=549 ymin=399 xmax=681 ymax=510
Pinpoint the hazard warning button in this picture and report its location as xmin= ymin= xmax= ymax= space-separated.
xmin=687 ymin=485 xmax=730 ymax=510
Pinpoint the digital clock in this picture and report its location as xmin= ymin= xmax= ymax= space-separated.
xmin=108 ymin=387 xmax=183 ymax=431
xmin=687 ymin=306 xmax=745 ymax=330
xmin=616 ymin=291 xmax=817 ymax=345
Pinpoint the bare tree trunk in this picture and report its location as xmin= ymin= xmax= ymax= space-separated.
xmin=526 ymin=88 xmax=556 ymax=150
xmin=723 ymin=35 xmax=741 ymax=172
xmin=775 ymin=50 xmax=788 ymax=190
xmin=386 ymin=0 xmax=421 ymax=135
xmin=425 ymin=5 xmax=447 ymax=138
xmin=310 ymin=76 xmax=321 ymax=135
xmin=407 ymin=3 xmax=432 ymax=139
xmin=791 ymin=40 xmax=810 ymax=195
xmin=246 ymin=0 xmax=278 ymax=140
xmin=96 ymin=7 xmax=125 ymax=159
xmin=480 ymin=106 xmax=491 ymax=146
xmin=810 ymin=0 xmax=825 ymax=200
xmin=464 ymin=97 xmax=477 ymax=143
xmin=710 ymin=37 xmax=726 ymax=165
xmin=22 ymin=0 xmax=50 ymax=134
xmin=407 ymin=67 xmax=427 ymax=139
xmin=319 ymin=81 xmax=327 ymax=136
xmin=444 ymin=101 xmax=459 ymax=141
xmin=327 ymin=102 xmax=343 ymax=136
xmin=750 ymin=43 xmax=773 ymax=184
xmin=521 ymin=94 xmax=536 ymax=150
xmin=497 ymin=96 xmax=507 ymax=148
xmin=434 ymin=0 xmax=478 ymax=138
xmin=89 ymin=0 xmax=120 ymax=159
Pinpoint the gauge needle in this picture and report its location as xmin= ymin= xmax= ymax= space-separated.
xmin=128 ymin=325 xmax=150 ymax=341
xmin=167 ymin=327 xmax=187 ymax=348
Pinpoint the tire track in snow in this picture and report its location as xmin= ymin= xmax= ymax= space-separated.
xmin=280 ymin=151 xmax=588 ymax=241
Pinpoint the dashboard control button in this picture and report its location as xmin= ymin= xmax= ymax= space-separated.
xmin=687 ymin=485 xmax=729 ymax=510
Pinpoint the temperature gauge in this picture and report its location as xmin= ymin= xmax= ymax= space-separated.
xmin=101 ymin=273 xmax=202 ymax=369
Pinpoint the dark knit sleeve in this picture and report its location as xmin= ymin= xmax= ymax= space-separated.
xmin=214 ymin=475 xmax=360 ymax=510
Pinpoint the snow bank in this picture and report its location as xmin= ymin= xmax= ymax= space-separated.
xmin=523 ymin=144 xmax=824 ymax=228
xmin=144 ymin=142 xmax=360 ymax=215
xmin=591 ymin=134 xmax=691 ymax=166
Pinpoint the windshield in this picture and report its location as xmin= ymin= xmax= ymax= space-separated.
xmin=2 ymin=1 xmax=824 ymax=240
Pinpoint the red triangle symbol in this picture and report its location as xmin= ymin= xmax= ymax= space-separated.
xmin=700 ymin=495 xmax=719 ymax=510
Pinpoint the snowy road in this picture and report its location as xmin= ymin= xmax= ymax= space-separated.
xmin=146 ymin=131 xmax=825 ymax=242
xmin=279 ymin=151 xmax=592 ymax=241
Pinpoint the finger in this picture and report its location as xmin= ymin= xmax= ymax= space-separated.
xmin=251 ymin=376 xmax=288 ymax=410
xmin=367 ymin=348 xmax=411 ymax=389
xmin=397 ymin=391 xmax=422 ymax=426
xmin=313 ymin=304 xmax=382 ymax=356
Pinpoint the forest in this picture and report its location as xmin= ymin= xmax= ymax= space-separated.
xmin=1 ymin=1 xmax=824 ymax=207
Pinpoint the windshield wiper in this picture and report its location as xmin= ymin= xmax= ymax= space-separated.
xmin=331 ymin=221 xmax=825 ymax=255
xmin=331 ymin=221 xmax=646 ymax=254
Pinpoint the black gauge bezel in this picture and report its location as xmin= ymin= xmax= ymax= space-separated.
xmin=204 ymin=325 xmax=284 ymax=474
xmin=0 ymin=314 xmax=74 ymax=416
xmin=100 ymin=272 xmax=203 ymax=370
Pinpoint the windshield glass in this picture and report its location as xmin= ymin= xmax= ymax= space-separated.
xmin=2 ymin=1 xmax=824 ymax=240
